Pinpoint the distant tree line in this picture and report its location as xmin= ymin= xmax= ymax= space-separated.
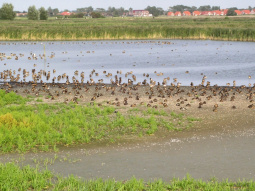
xmin=1 ymin=3 xmax=255 ymax=20
xmin=169 ymin=5 xmax=221 ymax=13
xmin=145 ymin=6 xmax=165 ymax=17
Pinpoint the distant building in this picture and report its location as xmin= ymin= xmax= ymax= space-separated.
xmin=234 ymin=10 xmax=242 ymax=15
xmin=132 ymin=10 xmax=151 ymax=17
xmin=250 ymin=9 xmax=255 ymax=14
xmin=174 ymin=11 xmax=182 ymax=16
xmin=183 ymin=11 xmax=191 ymax=16
xmin=201 ymin=11 xmax=213 ymax=16
xmin=167 ymin=12 xmax=174 ymax=16
xmin=242 ymin=10 xmax=251 ymax=15
xmin=222 ymin=9 xmax=228 ymax=16
xmin=192 ymin=11 xmax=201 ymax=16
xmin=60 ymin=12 xmax=72 ymax=16
xmin=16 ymin=12 xmax=27 ymax=17
xmin=213 ymin=10 xmax=221 ymax=16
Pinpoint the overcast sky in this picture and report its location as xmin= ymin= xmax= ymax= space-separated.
xmin=2 ymin=0 xmax=255 ymax=12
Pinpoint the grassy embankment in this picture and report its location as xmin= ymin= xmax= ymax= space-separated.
xmin=0 ymin=162 xmax=254 ymax=191
xmin=0 ymin=16 xmax=255 ymax=41
xmin=0 ymin=89 xmax=198 ymax=153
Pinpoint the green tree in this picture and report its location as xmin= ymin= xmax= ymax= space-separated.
xmin=145 ymin=6 xmax=163 ymax=17
xmin=90 ymin=12 xmax=104 ymax=18
xmin=212 ymin=6 xmax=220 ymax=10
xmin=76 ymin=8 xmax=86 ymax=13
xmin=48 ymin=6 xmax=53 ymax=16
xmin=70 ymin=12 xmax=84 ymax=18
xmin=52 ymin=8 xmax=59 ymax=16
xmin=39 ymin=7 xmax=48 ymax=20
xmin=226 ymin=8 xmax=237 ymax=16
xmin=198 ymin=5 xmax=211 ymax=11
xmin=0 ymin=3 xmax=16 ymax=20
xmin=86 ymin=6 xmax=94 ymax=13
xmin=170 ymin=5 xmax=189 ymax=12
xmin=27 ymin=5 xmax=39 ymax=20
xmin=95 ymin=8 xmax=105 ymax=12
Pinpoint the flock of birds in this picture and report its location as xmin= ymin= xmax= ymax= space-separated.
xmin=0 ymin=41 xmax=254 ymax=112
xmin=0 ymin=65 xmax=254 ymax=112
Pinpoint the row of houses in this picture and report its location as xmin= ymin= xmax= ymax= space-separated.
xmin=168 ymin=9 xmax=255 ymax=16
xmin=17 ymin=9 xmax=255 ymax=17
xmin=58 ymin=10 xmax=153 ymax=17
xmin=16 ymin=12 xmax=73 ymax=17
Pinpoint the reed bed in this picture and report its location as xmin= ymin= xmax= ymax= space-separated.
xmin=1 ymin=162 xmax=254 ymax=190
xmin=0 ymin=17 xmax=255 ymax=41
xmin=0 ymin=90 xmax=197 ymax=153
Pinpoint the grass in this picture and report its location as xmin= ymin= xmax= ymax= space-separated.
xmin=0 ymin=90 xmax=27 ymax=106
xmin=0 ymin=90 xmax=199 ymax=153
xmin=0 ymin=162 xmax=254 ymax=190
xmin=0 ymin=16 xmax=255 ymax=41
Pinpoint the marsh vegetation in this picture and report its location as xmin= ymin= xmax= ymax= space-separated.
xmin=1 ymin=16 xmax=255 ymax=41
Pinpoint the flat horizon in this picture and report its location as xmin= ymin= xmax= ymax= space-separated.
xmin=1 ymin=0 xmax=254 ymax=12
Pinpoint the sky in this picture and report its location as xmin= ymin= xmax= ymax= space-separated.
xmin=2 ymin=0 xmax=255 ymax=12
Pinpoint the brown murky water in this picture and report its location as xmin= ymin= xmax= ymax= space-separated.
xmin=1 ymin=123 xmax=255 ymax=181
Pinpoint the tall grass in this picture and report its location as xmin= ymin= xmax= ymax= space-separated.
xmin=1 ymin=162 xmax=255 ymax=190
xmin=0 ymin=17 xmax=255 ymax=41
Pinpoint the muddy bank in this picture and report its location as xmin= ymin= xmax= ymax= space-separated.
xmin=2 ymin=82 xmax=255 ymax=129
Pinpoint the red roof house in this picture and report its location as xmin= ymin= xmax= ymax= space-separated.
xmin=221 ymin=9 xmax=228 ymax=16
xmin=250 ymin=9 xmax=255 ymax=14
xmin=61 ymin=12 xmax=72 ymax=16
xmin=242 ymin=10 xmax=250 ymax=15
xmin=192 ymin=11 xmax=201 ymax=16
xmin=235 ymin=10 xmax=242 ymax=15
xmin=174 ymin=11 xmax=182 ymax=16
xmin=213 ymin=10 xmax=221 ymax=16
xmin=201 ymin=11 xmax=213 ymax=16
xmin=167 ymin=12 xmax=174 ymax=16
xmin=183 ymin=11 xmax=191 ymax=16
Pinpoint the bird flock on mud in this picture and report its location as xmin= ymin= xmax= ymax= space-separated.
xmin=0 ymin=41 xmax=255 ymax=112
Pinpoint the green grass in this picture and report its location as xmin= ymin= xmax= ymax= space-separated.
xmin=0 ymin=90 xmax=27 ymax=106
xmin=0 ymin=162 xmax=254 ymax=190
xmin=0 ymin=90 xmax=198 ymax=153
xmin=0 ymin=16 xmax=255 ymax=41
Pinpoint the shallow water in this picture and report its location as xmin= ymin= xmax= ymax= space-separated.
xmin=1 ymin=124 xmax=255 ymax=181
xmin=1 ymin=40 xmax=255 ymax=86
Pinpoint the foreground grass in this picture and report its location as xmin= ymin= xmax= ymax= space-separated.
xmin=0 ymin=16 xmax=255 ymax=41
xmin=0 ymin=162 xmax=254 ymax=191
xmin=0 ymin=90 xmax=198 ymax=153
